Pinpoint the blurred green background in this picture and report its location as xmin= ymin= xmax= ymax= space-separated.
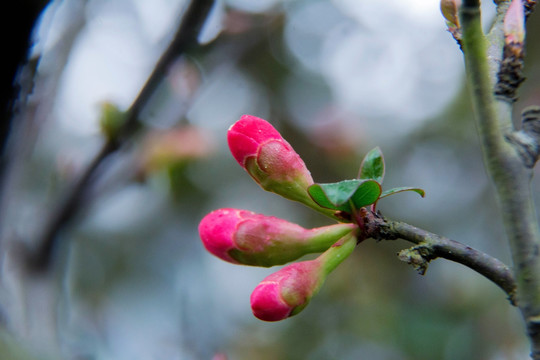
xmin=1 ymin=0 xmax=540 ymax=359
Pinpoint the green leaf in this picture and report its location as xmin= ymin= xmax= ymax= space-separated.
xmin=350 ymin=180 xmax=383 ymax=208
xmin=380 ymin=187 xmax=426 ymax=199
xmin=308 ymin=179 xmax=382 ymax=213
xmin=358 ymin=147 xmax=385 ymax=183
xmin=308 ymin=180 xmax=360 ymax=211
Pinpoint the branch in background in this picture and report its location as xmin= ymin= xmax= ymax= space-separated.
xmin=1 ymin=0 xmax=88 ymax=270
xmin=460 ymin=0 xmax=540 ymax=357
xmin=119 ymin=0 xmax=216 ymax=140
xmin=357 ymin=208 xmax=517 ymax=303
xmin=25 ymin=0 xmax=216 ymax=272
xmin=496 ymin=1 xmax=540 ymax=168
xmin=506 ymin=106 xmax=540 ymax=168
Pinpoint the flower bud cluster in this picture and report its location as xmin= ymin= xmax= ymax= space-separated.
xmin=199 ymin=115 xmax=359 ymax=321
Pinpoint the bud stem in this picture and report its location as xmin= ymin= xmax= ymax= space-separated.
xmin=304 ymin=224 xmax=358 ymax=253
xmin=318 ymin=234 xmax=357 ymax=275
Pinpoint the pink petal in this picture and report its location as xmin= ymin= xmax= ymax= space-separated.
xmin=227 ymin=131 xmax=259 ymax=166
xmin=227 ymin=115 xmax=284 ymax=166
xmin=257 ymin=140 xmax=313 ymax=184
xmin=199 ymin=208 xmax=254 ymax=263
xmin=250 ymin=281 xmax=292 ymax=321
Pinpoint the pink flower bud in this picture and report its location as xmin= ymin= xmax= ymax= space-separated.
xmin=250 ymin=260 xmax=324 ymax=321
xmin=227 ymin=115 xmax=316 ymax=206
xmin=198 ymin=208 xmax=356 ymax=267
xmin=250 ymin=235 xmax=356 ymax=321
xmin=504 ymin=0 xmax=525 ymax=45
xmin=227 ymin=115 xmax=284 ymax=165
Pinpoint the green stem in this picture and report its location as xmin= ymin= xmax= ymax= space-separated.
xmin=305 ymin=223 xmax=357 ymax=253
xmin=460 ymin=1 xmax=540 ymax=357
xmin=318 ymin=234 xmax=356 ymax=275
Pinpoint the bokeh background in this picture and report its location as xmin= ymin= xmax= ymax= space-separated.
xmin=1 ymin=0 xmax=540 ymax=359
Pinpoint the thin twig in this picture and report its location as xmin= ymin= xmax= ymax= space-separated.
xmin=357 ymin=208 xmax=517 ymax=303
xmin=26 ymin=0 xmax=216 ymax=271
xmin=120 ymin=0 xmax=216 ymax=139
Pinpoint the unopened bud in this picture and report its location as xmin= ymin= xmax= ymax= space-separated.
xmin=227 ymin=115 xmax=319 ymax=209
xmin=440 ymin=0 xmax=462 ymax=42
xmin=440 ymin=0 xmax=461 ymax=27
xmin=199 ymin=208 xmax=357 ymax=267
xmin=250 ymin=235 xmax=356 ymax=321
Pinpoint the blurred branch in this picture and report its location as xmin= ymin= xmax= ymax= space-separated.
xmin=357 ymin=208 xmax=517 ymax=303
xmin=460 ymin=0 xmax=540 ymax=357
xmin=0 ymin=0 xmax=50 ymax=158
xmin=25 ymin=0 xmax=216 ymax=272
xmin=119 ymin=0 xmax=216 ymax=140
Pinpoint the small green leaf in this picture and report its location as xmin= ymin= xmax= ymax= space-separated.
xmin=380 ymin=187 xmax=425 ymax=199
xmin=308 ymin=180 xmax=361 ymax=211
xmin=308 ymin=179 xmax=382 ymax=213
xmin=350 ymin=180 xmax=382 ymax=209
xmin=358 ymin=147 xmax=385 ymax=183
xmin=307 ymin=185 xmax=338 ymax=210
